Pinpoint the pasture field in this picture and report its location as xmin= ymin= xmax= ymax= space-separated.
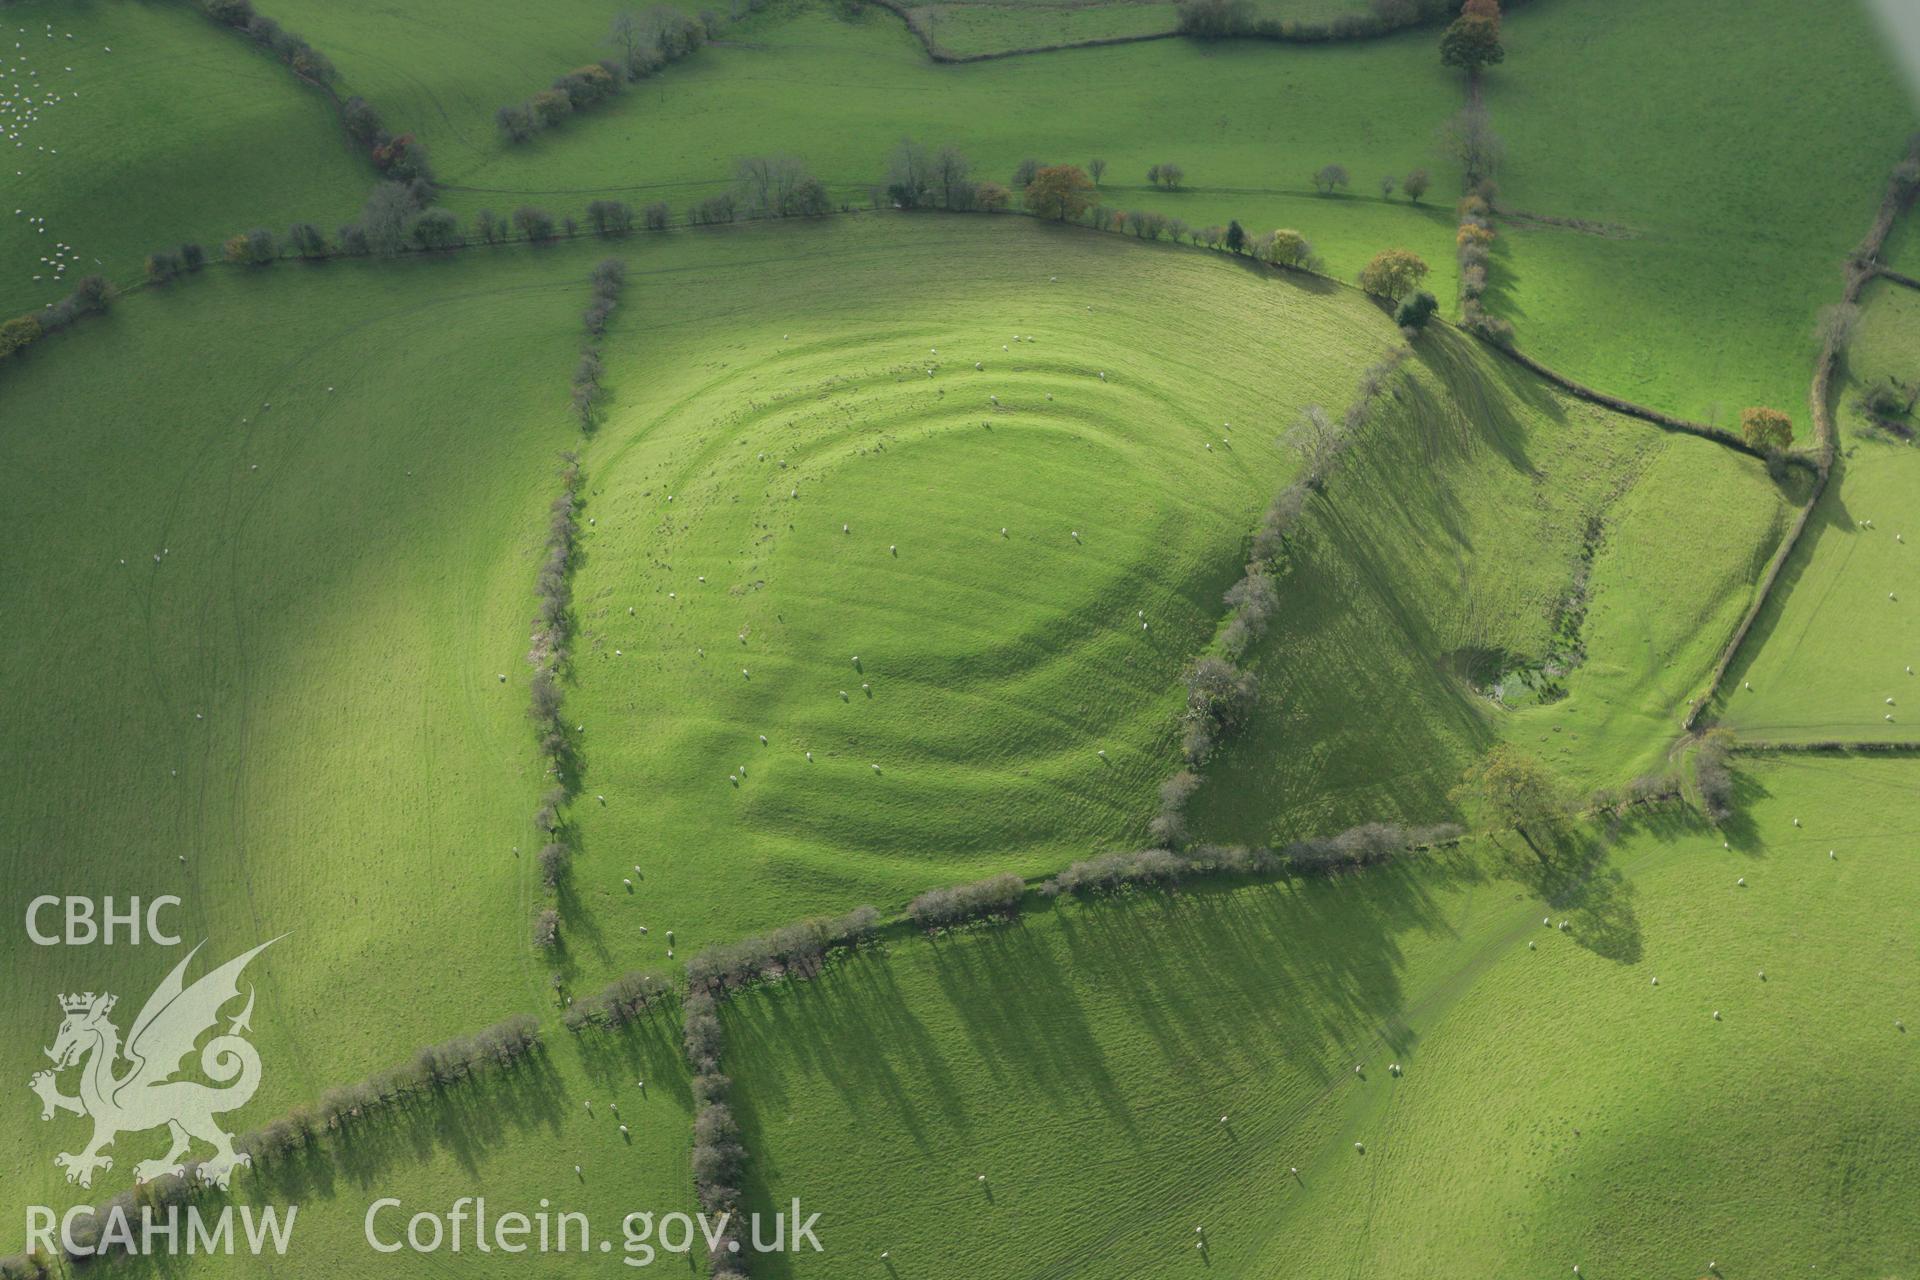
xmin=2 ymin=1 xmax=1918 ymax=1275
xmin=0 ymin=0 xmax=367 ymax=317
xmin=107 ymin=1019 xmax=700 ymax=1280
xmin=1487 ymin=0 xmax=1915 ymax=422
xmin=240 ymin=0 xmax=1908 ymax=426
xmin=1716 ymin=275 xmax=1920 ymax=740
xmin=0 ymin=241 xmax=616 ymax=1225
xmin=256 ymin=0 xmax=1470 ymax=290
xmin=553 ymin=212 xmax=1395 ymax=992
xmin=1190 ymin=331 xmax=1791 ymax=844
xmin=730 ymin=754 xmax=1920 ymax=1278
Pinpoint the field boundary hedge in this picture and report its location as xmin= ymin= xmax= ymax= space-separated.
xmin=871 ymin=0 xmax=1540 ymax=65
xmin=1681 ymin=135 xmax=1920 ymax=733
xmin=1730 ymin=740 xmax=1920 ymax=755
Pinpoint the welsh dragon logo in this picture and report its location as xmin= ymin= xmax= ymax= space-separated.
xmin=28 ymin=939 xmax=280 ymax=1190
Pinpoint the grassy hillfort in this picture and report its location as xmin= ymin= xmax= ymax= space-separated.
xmin=0 ymin=0 xmax=1916 ymax=1275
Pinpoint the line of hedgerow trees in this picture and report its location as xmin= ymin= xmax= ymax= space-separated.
xmin=497 ymin=5 xmax=736 ymax=143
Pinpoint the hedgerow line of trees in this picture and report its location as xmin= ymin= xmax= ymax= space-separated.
xmin=181 ymin=0 xmax=433 ymax=183
xmin=1175 ymin=0 xmax=1525 ymax=44
xmin=497 ymin=6 xmax=722 ymax=143
xmin=574 ymin=258 xmax=627 ymax=428
xmin=0 ymin=273 xmax=111 ymax=366
xmin=529 ymin=451 xmax=584 ymax=956
xmin=562 ymin=969 xmax=671 ymax=1032
xmin=1136 ymin=345 xmax=1410 ymax=851
xmin=0 ymin=1014 xmax=544 ymax=1269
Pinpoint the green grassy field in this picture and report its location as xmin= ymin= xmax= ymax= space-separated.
xmin=552 ymin=212 xmax=1394 ymax=992
xmin=1189 ymin=332 xmax=1791 ymax=843
xmin=256 ymin=0 xmax=1470 ymax=289
xmin=1487 ymin=0 xmax=1915 ymax=422
xmin=1716 ymin=275 xmax=1920 ymax=740
xmin=730 ymin=754 xmax=1920 ymax=1277
xmin=0 ymin=0 xmax=368 ymax=317
xmin=3 ymin=3 xmax=1918 ymax=1274
xmin=0 ymin=243 xmax=610 ymax=1223
xmin=239 ymin=0 xmax=1910 ymax=426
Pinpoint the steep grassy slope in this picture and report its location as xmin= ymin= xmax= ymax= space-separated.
xmin=0 ymin=244 xmax=610 ymax=1226
xmin=1190 ymin=331 xmax=1790 ymax=845
xmin=731 ymin=755 xmax=1920 ymax=1277
xmin=0 ymin=0 xmax=367 ymax=315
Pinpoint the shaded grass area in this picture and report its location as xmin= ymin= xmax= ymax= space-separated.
xmin=1191 ymin=327 xmax=1789 ymax=845
xmin=730 ymin=755 xmax=1920 ymax=1277
xmin=0 ymin=242 xmax=620 ymax=1228
xmin=0 ymin=0 xmax=368 ymax=316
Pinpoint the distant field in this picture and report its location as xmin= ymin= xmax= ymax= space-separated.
xmin=0 ymin=244 xmax=602 ymax=1225
xmin=1488 ymin=0 xmax=1914 ymax=421
xmin=235 ymin=0 xmax=1914 ymax=426
xmin=254 ymin=1 xmax=1470 ymax=293
xmin=730 ymin=755 xmax=1920 ymax=1277
xmin=0 ymin=0 xmax=367 ymax=316
xmin=906 ymin=0 xmax=1374 ymax=59
xmin=1189 ymin=330 xmax=1789 ymax=845
xmin=1716 ymin=275 xmax=1920 ymax=740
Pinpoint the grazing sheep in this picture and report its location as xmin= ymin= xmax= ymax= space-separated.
xmin=1713 ymin=1010 xmax=1720 ymax=1020
xmin=1737 ymin=877 xmax=1746 ymax=886
xmin=760 ymin=735 xmax=768 ymax=744
xmin=1528 ymin=940 xmax=1536 ymax=950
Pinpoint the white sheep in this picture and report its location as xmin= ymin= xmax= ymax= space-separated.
xmin=759 ymin=734 xmax=768 ymax=744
